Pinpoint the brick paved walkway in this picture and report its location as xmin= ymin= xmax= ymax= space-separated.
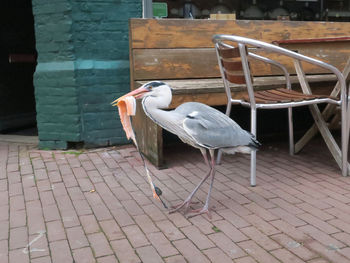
xmin=1 ymin=137 xmax=350 ymax=263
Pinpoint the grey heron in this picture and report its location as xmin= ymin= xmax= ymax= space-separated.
xmin=113 ymin=81 xmax=260 ymax=218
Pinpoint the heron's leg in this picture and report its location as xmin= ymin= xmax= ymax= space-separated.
xmin=187 ymin=149 xmax=216 ymax=219
xmin=169 ymin=149 xmax=211 ymax=214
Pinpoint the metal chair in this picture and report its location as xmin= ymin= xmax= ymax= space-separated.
xmin=212 ymin=34 xmax=349 ymax=186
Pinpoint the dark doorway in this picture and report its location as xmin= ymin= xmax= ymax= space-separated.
xmin=0 ymin=0 xmax=37 ymax=136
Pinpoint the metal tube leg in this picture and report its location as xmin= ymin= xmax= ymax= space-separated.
xmin=288 ymin=107 xmax=294 ymax=156
xmin=341 ymin=101 xmax=349 ymax=176
xmin=250 ymin=108 xmax=257 ymax=187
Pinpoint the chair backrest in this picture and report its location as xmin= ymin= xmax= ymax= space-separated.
xmin=213 ymin=34 xmax=347 ymax=110
xmin=215 ymin=41 xmax=256 ymax=106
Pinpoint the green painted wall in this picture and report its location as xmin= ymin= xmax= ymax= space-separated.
xmin=32 ymin=0 xmax=142 ymax=149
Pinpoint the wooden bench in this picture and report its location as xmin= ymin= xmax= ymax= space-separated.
xmin=128 ymin=18 xmax=350 ymax=168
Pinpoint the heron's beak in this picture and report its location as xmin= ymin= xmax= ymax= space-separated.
xmin=111 ymin=85 xmax=150 ymax=106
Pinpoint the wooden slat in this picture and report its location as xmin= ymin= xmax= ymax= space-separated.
xmin=133 ymin=47 xmax=350 ymax=81
xmin=224 ymin=72 xmax=246 ymax=84
xmin=218 ymin=47 xmax=240 ymax=58
xmin=130 ymin=19 xmax=350 ymax=49
xmin=133 ymin=48 xmax=220 ymax=80
xmin=221 ymin=60 xmax=243 ymax=71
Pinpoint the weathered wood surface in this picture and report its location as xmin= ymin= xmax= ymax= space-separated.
xmin=130 ymin=19 xmax=350 ymax=49
xmin=132 ymin=45 xmax=350 ymax=80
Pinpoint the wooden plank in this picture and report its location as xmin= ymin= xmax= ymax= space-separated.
xmin=133 ymin=48 xmax=220 ymax=80
xmin=133 ymin=47 xmax=350 ymax=80
xmin=130 ymin=19 xmax=350 ymax=49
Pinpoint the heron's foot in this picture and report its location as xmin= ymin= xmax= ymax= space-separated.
xmin=169 ymin=200 xmax=199 ymax=214
xmin=186 ymin=205 xmax=213 ymax=219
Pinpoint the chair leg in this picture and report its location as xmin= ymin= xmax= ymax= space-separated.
xmin=341 ymin=102 xmax=349 ymax=176
xmin=250 ymin=108 xmax=257 ymax=187
xmin=288 ymin=107 xmax=294 ymax=156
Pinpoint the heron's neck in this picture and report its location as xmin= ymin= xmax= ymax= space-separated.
xmin=141 ymin=96 xmax=172 ymax=127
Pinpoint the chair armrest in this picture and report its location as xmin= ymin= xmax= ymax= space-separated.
xmin=248 ymin=52 xmax=291 ymax=90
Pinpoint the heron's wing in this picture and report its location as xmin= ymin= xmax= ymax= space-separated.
xmin=177 ymin=102 xmax=255 ymax=149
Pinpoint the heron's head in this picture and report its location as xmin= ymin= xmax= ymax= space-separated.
xmin=112 ymin=81 xmax=172 ymax=108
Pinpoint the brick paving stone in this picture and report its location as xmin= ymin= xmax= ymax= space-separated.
xmin=271 ymin=233 xmax=318 ymax=261
xmin=181 ymin=225 xmax=215 ymax=250
xmin=147 ymin=231 xmax=179 ymax=257
xmin=244 ymin=203 xmax=278 ymax=221
xmin=43 ymin=204 xmax=60 ymax=222
xmin=238 ymin=240 xmax=280 ymax=263
xmin=111 ymin=208 xmax=135 ymax=227
xmin=208 ymin=232 xmax=246 ymax=259
xmin=269 ymin=207 xmax=307 ymax=227
xmin=122 ymin=224 xmax=150 ymax=248
xmin=234 ymin=256 xmax=259 ymax=263
xmin=328 ymin=219 xmax=350 ymax=234
xmin=307 ymin=258 xmax=332 ymax=263
xmin=26 ymin=200 xmax=45 ymax=235
xmin=8 ymin=183 xmax=22 ymax=197
xmin=0 ymin=221 xmax=9 ymax=240
xmin=298 ymin=224 xmax=345 ymax=249
xmin=155 ymin=219 xmax=185 ymax=241
xmin=99 ymin=219 xmax=124 ymax=240
xmin=36 ymin=180 xmax=51 ymax=192
xmin=297 ymin=213 xmax=340 ymax=234
xmin=61 ymin=209 xmax=80 ymax=228
xmin=7 ymin=171 xmax=20 ymax=184
xmin=72 ymin=199 xmax=92 ymax=216
xmin=50 ymin=240 xmax=73 ymax=263
xmin=39 ymin=191 xmax=56 ymax=207
xmin=164 ymin=255 xmax=187 ymax=263
xmin=142 ymin=203 xmax=167 ymax=222
xmin=173 ymin=239 xmax=210 ymax=263
xmin=297 ymin=203 xmax=334 ymax=221
xmin=84 ymin=192 xmax=113 ymax=221
xmin=202 ymin=247 xmax=233 ymax=263
xmin=97 ymin=255 xmax=118 ymax=263
xmin=72 ymin=247 xmax=95 ymax=263
xmin=212 ymin=220 xmax=248 ymax=243
xmin=47 ymin=221 xmax=66 ymax=242
xmin=243 ymin=214 xmax=280 ymax=236
xmin=270 ymin=248 xmax=306 ymax=263
xmin=136 ymin=245 xmax=164 ymax=263
xmin=188 ymin=215 xmax=215 ymax=235
xmin=304 ymin=240 xmax=350 ymax=263
xmin=217 ymin=209 xmax=251 ymax=229
xmin=332 ymin=232 xmax=350 ymax=247
xmin=30 ymin=256 xmax=52 ymax=263
xmin=0 ymin=239 xmax=8 ymax=263
xmin=134 ymin=214 xmax=159 ymax=234
xmin=80 ymin=215 xmax=100 ymax=234
xmin=10 ymin=209 xmax=26 ymax=228
xmin=121 ymin=199 xmax=144 ymax=216
xmin=110 ymin=239 xmax=141 ymax=263
xmin=9 ymin=248 xmax=29 ymax=263
xmin=166 ymin=210 xmax=191 ymax=228
xmin=28 ymin=232 xmax=50 ymax=259
xmin=66 ymin=226 xmax=89 ymax=249
xmin=10 ymin=195 xmax=24 ymax=211
xmin=240 ymin=226 xmax=281 ymax=251
xmin=0 ymin=205 xmax=9 ymax=221
xmin=87 ymin=232 xmax=113 ymax=257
